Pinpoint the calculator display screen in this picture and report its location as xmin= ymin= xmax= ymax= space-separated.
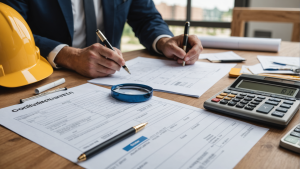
xmin=237 ymin=80 xmax=297 ymax=96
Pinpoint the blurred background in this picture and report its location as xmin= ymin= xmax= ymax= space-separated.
xmin=121 ymin=0 xmax=300 ymax=52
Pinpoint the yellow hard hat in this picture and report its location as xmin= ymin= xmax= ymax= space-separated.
xmin=0 ymin=3 xmax=53 ymax=88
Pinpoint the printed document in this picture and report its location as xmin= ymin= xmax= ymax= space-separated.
xmin=88 ymin=57 xmax=236 ymax=97
xmin=199 ymin=51 xmax=245 ymax=62
xmin=257 ymin=56 xmax=299 ymax=74
xmin=0 ymin=83 xmax=268 ymax=169
xmin=248 ymin=64 xmax=298 ymax=75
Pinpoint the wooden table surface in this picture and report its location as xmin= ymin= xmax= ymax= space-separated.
xmin=0 ymin=41 xmax=299 ymax=169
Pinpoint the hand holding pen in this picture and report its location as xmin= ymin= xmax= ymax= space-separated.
xmin=96 ymin=29 xmax=131 ymax=74
xmin=155 ymin=23 xmax=203 ymax=65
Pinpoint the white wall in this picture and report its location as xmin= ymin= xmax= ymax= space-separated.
xmin=247 ymin=0 xmax=300 ymax=41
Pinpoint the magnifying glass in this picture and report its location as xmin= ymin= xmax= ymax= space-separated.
xmin=111 ymin=83 xmax=153 ymax=103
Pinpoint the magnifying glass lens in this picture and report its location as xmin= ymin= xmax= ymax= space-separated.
xmin=113 ymin=86 xmax=150 ymax=95
xmin=111 ymin=84 xmax=153 ymax=103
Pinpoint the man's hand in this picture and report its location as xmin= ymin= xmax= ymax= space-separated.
xmin=156 ymin=35 xmax=203 ymax=65
xmin=54 ymin=44 xmax=125 ymax=78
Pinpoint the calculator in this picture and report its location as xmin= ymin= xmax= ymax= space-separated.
xmin=280 ymin=123 xmax=300 ymax=153
xmin=204 ymin=74 xmax=300 ymax=128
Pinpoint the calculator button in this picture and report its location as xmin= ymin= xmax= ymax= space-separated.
xmin=231 ymin=92 xmax=238 ymax=95
xmin=257 ymin=96 xmax=266 ymax=99
xmin=297 ymin=125 xmax=300 ymax=129
xmin=251 ymin=101 xmax=260 ymax=105
xmin=233 ymin=98 xmax=241 ymax=102
xmin=283 ymin=101 xmax=294 ymax=105
xmin=216 ymin=95 xmax=224 ymax=99
xmin=236 ymin=103 xmax=245 ymax=108
xmin=247 ymin=94 xmax=255 ymax=98
xmin=223 ymin=90 xmax=231 ymax=93
xmin=256 ymin=104 xmax=274 ymax=114
xmin=220 ymin=93 xmax=228 ymax=96
xmin=284 ymin=135 xmax=299 ymax=144
xmin=224 ymin=97 xmax=232 ymax=100
xmin=240 ymin=100 xmax=249 ymax=104
xmin=290 ymin=132 xmax=300 ymax=138
xmin=254 ymin=98 xmax=263 ymax=102
xmin=280 ymin=104 xmax=291 ymax=109
xmin=275 ymin=107 xmax=288 ymax=113
xmin=248 ymin=103 xmax=257 ymax=107
xmin=228 ymin=101 xmax=237 ymax=106
xmin=220 ymin=100 xmax=228 ymax=104
xmin=236 ymin=96 xmax=244 ymax=99
xmin=273 ymin=98 xmax=281 ymax=102
xmin=261 ymin=93 xmax=271 ymax=96
xmin=286 ymin=97 xmax=296 ymax=101
xmin=268 ymin=98 xmax=275 ymax=101
xmin=271 ymin=94 xmax=285 ymax=99
xmin=294 ymin=128 xmax=300 ymax=133
xmin=244 ymin=97 xmax=252 ymax=101
xmin=240 ymin=93 xmax=247 ymax=96
xmin=228 ymin=94 xmax=236 ymax=98
xmin=271 ymin=111 xmax=285 ymax=117
xmin=265 ymin=101 xmax=279 ymax=106
xmin=212 ymin=98 xmax=220 ymax=102
xmin=245 ymin=106 xmax=254 ymax=110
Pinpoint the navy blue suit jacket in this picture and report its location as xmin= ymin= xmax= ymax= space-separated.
xmin=1 ymin=0 xmax=173 ymax=58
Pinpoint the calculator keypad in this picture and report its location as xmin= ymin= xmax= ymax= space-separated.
xmin=210 ymin=89 xmax=298 ymax=119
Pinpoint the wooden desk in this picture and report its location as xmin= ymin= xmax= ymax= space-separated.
xmin=0 ymin=41 xmax=299 ymax=169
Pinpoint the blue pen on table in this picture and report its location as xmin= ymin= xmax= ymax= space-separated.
xmin=264 ymin=67 xmax=300 ymax=73
xmin=264 ymin=67 xmax=293 ymax=71
xmin=273 ymin=62 xmax=299 ymax=67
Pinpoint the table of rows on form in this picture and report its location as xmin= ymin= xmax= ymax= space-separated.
xmin=12 ymin=86 xmax=267 ymax=169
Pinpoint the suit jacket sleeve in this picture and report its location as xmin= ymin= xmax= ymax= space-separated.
xmin=127 ymin=0 xmax=174 ymax=54
xmin=1 ymin=0 xmax=63 ymax=58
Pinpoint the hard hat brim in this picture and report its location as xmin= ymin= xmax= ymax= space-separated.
xmin=0 ymin=57 xmax=53 ymax=88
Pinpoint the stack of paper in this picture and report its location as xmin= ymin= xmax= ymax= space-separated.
xmin=199 ymin=51 xmax=245 ymax=62
xmin=253 ymin=56 xmax=299 ymax=74
xmin=88 ymin=57 xmax=236 ymax=98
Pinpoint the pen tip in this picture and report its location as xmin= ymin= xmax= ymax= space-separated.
xmin=77 ymin=154 xmax=86 ymax=162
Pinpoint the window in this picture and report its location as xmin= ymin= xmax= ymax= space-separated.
xmin=154 ymin=0 xmax=187 ymax=20
xmin=191 ymin=0 xmax=234 ymax=22
xmin=121 ymin=0 xmax=248 ymax=52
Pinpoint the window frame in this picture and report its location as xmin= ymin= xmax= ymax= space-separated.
xmin=163 ymin=0 xmax=249 ymax=29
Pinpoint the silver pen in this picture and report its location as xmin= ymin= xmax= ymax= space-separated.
xmin=96 ymin=29 xmax=131 ymax=74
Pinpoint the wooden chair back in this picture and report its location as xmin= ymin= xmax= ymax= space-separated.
xmin=231 ymin=7 xmax=300 ymax=42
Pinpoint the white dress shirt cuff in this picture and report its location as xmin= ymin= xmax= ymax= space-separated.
xmin=47 ymin=44 xmax=69 ymax=69
xmin=152 ymin=35 xmax=172 ymax=55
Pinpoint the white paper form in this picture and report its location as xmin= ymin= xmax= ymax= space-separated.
xmin=199 ymin=51 xmax=245 ymax=62
xmin=248 ymin=63 xmax=298 ymax=75
xmin=0 ymin=83 xmax=268 ymax=169
xmin=257 ymin=55 xmax=300 ymax=70
xmin=88 ymin=57 xmax=236 ymax=97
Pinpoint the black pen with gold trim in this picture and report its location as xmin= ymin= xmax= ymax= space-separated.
xmin=96 ymin=29 xmax=131 ymax=74
xmin=78 ymin=122 xmax=147 ymax=162
xmin=182 ymin=21 xmax=190 ymax=66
